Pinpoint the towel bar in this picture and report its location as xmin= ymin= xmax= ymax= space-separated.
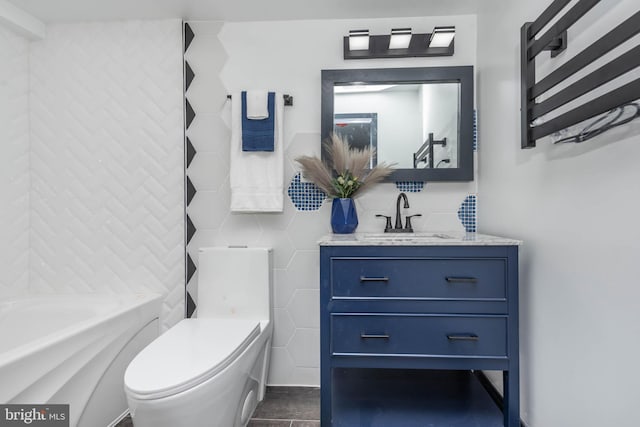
xmin=226 ymin=94 xmax=293 ymax=106
xmin=520 ymin=0 xmax=640 ymax=148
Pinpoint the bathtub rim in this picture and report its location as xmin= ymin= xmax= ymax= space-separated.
xmin=0 ymin=292 xmax=163 ymax=368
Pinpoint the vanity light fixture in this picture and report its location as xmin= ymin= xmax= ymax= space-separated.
xmin=389 ymin=28 xmax=412 ymax=49
xmin=348 ymin=30 xmax=370 ymax=51
xmin=343 ymin=26 xmax=455 ymax=60
xmin=429 ymin=26 xmax=456 ymax=48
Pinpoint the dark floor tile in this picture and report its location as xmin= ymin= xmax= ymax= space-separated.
xmin=291 ymin=421 xmax=320 ymax=427
xmin=248 ymin=420 xmax=292 ymax=427
xmin=114 ymin=415 xmax=133 ymax=427
xmin=252 ymin=386 xmax=320 ymax=421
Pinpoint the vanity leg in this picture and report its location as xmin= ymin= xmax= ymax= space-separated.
xmin=503 ymin=370 xmax=520 ymax=427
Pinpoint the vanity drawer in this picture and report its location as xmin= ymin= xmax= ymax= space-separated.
xmin=331 ymin=314 xmax=507 ymax=358
xmin=331 ymin=258 xmax=506 ymax=300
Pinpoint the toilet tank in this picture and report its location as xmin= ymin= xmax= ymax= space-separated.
xmin=197 ymin=247 xmax=272 ymax=321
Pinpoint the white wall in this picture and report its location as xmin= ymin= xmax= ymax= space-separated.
xmin=186 ymin=14 xmax=477 ymax=386
xmin=0 ymin=24 xmax=30 ymax=299
xmin=28 ymin=21 xmax=185 ymax=331
xmin=477 ymin=1 xmax=640 ymax=426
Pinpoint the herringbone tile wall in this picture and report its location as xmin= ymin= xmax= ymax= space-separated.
xmin=0 ymin=25 xmax=30 ymax=299
xmin=28 ymin=21 xmax=185 ymax=330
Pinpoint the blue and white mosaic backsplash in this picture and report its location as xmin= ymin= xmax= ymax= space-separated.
xmin=287 ymin=173 xmax=326 ymax=211
xmin=473 ymin=109 xmax=478 ymax=152
xmin=457 ymin=195 xmax=477 ymax=233
xmin=395 ymin=181 xmax=424 ymax=193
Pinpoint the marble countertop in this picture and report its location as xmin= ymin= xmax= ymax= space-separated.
xmin=318 ymin=232 xmax=522 ymax=246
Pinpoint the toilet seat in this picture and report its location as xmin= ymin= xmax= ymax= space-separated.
xmin=124 ymin=318 xmax=260 ymax=400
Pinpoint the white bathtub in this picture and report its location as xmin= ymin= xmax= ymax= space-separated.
xmin=0 ymin=293 xmax=163 ymax=427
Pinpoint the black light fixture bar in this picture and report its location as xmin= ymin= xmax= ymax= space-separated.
xmin=348 ymin=29 xmax=370 ymax=51
xmin=429 ymin=26 xmax=456 ymax=48
xmin=389 ymin=28 xmax=412 ymax=49
xmin=343 ymin=32 xmax=454 ymax=60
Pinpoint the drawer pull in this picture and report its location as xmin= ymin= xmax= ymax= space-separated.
xmin=447 ymin=334 xmax=479 ymax=341
xmin=360 ymin=276 xmax=389 ymax=283
xmin=445 ymin=276 xmax=478 ymax=283
xmin=360 ymin=334 xmax=390 ymax=340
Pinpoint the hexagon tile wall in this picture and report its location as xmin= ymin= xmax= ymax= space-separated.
xmin=184 ymin=19 xmax=479 ymax=386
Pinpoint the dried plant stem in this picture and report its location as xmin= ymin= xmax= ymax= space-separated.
xmin=295 ymin=133 xmax=394 ymax=199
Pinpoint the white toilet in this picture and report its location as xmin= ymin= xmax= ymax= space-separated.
xmin=124 ymin=247 xmax=273 ymax=427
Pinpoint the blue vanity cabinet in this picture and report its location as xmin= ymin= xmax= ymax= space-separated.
xmin=319 ymin=243 xmax=520 ymax=427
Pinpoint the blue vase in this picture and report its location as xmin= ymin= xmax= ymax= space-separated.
xmin=331 ymin=198 xmax=358 ymax=234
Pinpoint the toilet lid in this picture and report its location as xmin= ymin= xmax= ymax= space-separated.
xmin=124 ymin=318 xmax=261 ymax=400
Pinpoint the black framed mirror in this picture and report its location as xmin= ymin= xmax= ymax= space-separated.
xmin=321 ymin=66 xmax=474 ymax=182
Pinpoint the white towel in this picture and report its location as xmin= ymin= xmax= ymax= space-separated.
xmin=246 ymin=90 xmax=269 ymax=119
xmin=230 ymin=91 xmax=284 ymax=212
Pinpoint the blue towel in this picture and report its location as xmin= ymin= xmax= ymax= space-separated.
xmin=242 ymin=91 xmax=275 ymax=152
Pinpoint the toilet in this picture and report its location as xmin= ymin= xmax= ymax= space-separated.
xmin=124 ymin=247 xmax=273 ymax=427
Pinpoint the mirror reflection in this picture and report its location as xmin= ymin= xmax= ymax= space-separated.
xmin=321 ymin=67 xmax=474 ymax=182
xmin=334 ymin=83 xmax=460 ymax=169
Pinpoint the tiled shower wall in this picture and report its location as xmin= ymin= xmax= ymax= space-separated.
xmin=184 ymin=16 xmax=478 ymax=386
xmin=0 ymin=25 xmax=30 ymax=299
xmin=28 ymin=21 xmax=185 ymax=331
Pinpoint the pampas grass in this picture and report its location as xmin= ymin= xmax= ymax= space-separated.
xmin=295 ymin=133 xmax=394 ymax=199
xmin=295 ymin=156 xmax=334 ymax=195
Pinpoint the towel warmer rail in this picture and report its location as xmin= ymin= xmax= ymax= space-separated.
xmin=521 ymin=0 xmax=640 ymax=148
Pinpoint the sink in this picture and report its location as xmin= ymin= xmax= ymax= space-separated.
xmin=359 ymin=232 xmax=455 ymax=242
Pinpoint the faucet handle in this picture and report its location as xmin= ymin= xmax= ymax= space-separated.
xmin=404 ymin=214 xmax=422 ymax=232
xmin=375 ymin=215 xmax=393 ymax=232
